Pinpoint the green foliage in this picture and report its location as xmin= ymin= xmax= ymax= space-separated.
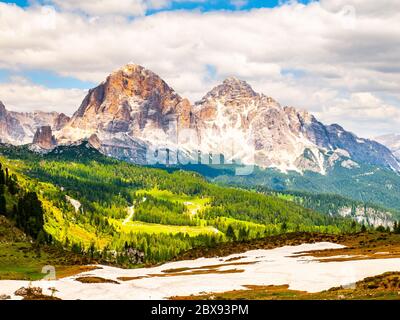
xmin=393 ymin=221 xmax=400 ymax=234
xmin=134 ymin=195 xmax=196 ymax=226
xmin=0 ymin=143 xmax=360 ymax=264
xmin=193 ymin=163 xmax=400 ymax=213
xmin=0 ymin=160 xmax=45 ymax=240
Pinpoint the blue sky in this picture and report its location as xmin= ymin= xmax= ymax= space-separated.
xmin=147 ymin=0 xmax=315 ymax=14
xmin=4 ymin=0 xmax=315 ymax=11
xmin=0 ymin=68 xmax=96 ymax=89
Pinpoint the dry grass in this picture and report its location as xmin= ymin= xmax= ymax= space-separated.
xmin=172 ymin=272 xmax=400 ymax=300
xmin=75 ymin=276 xmax=119 ymax=284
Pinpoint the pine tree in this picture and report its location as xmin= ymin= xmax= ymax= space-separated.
xmin=0 ymin=164 xmax=5 ymax=185
xmin=360 ymin=224 xmax=367 ymax=233
xmin=0 ymin=194 xmax=6 ymax=215
xmin=226 ymin=225 xmax=236 ymax=240
xmin=394 ymin=221 xmax=400 ymax=234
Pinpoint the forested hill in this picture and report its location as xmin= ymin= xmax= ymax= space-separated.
xmin=0 ymin=161 xmax=46 ymax=241
xmin=186 ymin=164 xmax=400 ymax=212
xmin=261 ymin=188 xmax=398 ymax=228
xmin=0 ymin=142 xmax=358 ymax=264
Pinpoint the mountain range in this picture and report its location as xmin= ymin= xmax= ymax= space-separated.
xmin=0 ymin=101 xmax=69 ymax=146
xmin=1 ymin=63 xmax=399 ymax=176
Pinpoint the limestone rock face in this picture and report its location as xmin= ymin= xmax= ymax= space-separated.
xmin=193 ymin=79 xmax=400 ymax=173
xmin=57 ymin=64 xmax=194 ymax=163
xmin=53 ymin=113 xmax=71 ymax=131
xmin=0 ymin=101 xmax=67 ymax=145
xmin=0 ymin=101 xmax=26 ymax=144
xmin=64 ymin=64 xmax=192 ymax=134
xmin=32 ymin=126 xmax=57 ymax=150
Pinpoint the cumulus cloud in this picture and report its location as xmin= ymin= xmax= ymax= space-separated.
xmin=0 ymin=1 xmax=399 ymax=137
xmin=315 ymin=92 xmax=400 ymax=137
xmin=0 ymin=77 xmax=87 ymax=114
xmin=44 ymin=0 xmax=147 ymax=16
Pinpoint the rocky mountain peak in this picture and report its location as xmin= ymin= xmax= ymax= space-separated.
xmin=197 ymin=77 xmax=258 ymax=105
xmin=58 ymin=63 xmax=193 ymax=152
xmin=32 ymin=126 xmax=56 ymax=150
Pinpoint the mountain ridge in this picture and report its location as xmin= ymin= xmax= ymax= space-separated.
xmin=1 ymin=63 xmax=399 ymax=175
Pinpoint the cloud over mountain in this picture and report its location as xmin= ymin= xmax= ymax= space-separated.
xmin=0 ymin=1 xmax=399 ymax=137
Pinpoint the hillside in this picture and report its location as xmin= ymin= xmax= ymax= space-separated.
xmin=0 ymin=143 xmax=357 ymax=266
xmin=174 ymin=163 xmax=400 ymax=213
xmin=264 ymin=189 xmax=398 ymax=228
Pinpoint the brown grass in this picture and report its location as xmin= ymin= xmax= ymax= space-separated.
xmin=172 ymin=272 xmax=400 ymax=300
xmin=56 ymin=266 xmax=102 ymax=279
xmin=173 ymin=232 xmax=400 ymax=264
xmin=75 ymin=276 xmax=119 ymax=284
xmin=117 ymin=268 xmax=245 ymax=281
xmin=294 ymin=233 xmax=400 ymax=262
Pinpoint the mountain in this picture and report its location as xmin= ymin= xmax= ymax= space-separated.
xmin=57 ymin=64 xmax=193 ymax=163
xmin=375 ymin=134 xmax=400 ymax=160
xmin=193 ymin=77 xmax=400 ymax=173
xmin=2 ymin=63 xmax=400 ymax=213
xmin=54 ymin=64 xmax=400 ymax=175
xmin=0 ymin=101 xmax=69 ymax=145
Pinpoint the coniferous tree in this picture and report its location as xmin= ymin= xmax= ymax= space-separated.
xmin=0 ymin=163 xmax=5 ymax=185
xmin=0 ymin=194 xmax=6 ymax=214
xmin=16 ymin=192 xmax=44 ymax=239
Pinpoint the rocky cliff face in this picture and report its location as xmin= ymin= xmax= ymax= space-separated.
xmin=0 ymin=101 xmax=26 ymax=144
xmin=338 ymin=206 xmax=394 ymax=228
xmin=32 ymin=126 xmax=57 ymax=150
xmin=54 ymin=64 xmax=400 ymax=174
xmin=0 ymin=101 xmax=69 ymax=145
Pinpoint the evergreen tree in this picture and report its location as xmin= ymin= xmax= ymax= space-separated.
xmin=0 ymin=163 xmax=5 ymax=185
xmin=394 ymin=221 xmax=400 ymax=234
xmin=0 ymin=194 xmax=6 ymax=215
xmin=226 ymin=225 xmax=236 ymax=240
xmin=16 ymin=192 xmax=44 ymax=239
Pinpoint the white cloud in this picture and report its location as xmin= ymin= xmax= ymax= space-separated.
xmin=40 ymin=0 xmax=208 ymax=17
xmin=315 ymin=92 xmax=400 ymax=137
xmin=0 ymin=1 xmax=399 ymax=137
xmin=0 ymin=77 xmax=87 ymax=114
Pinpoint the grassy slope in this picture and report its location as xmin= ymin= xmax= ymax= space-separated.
xmin=0 ymin=214 xmax=99 ymax=280
xmin=0 ymin=143 xmax=358 ymax=274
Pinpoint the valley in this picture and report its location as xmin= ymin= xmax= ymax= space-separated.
xmin=0 ymin=143 xmax=355 ymax=269
xmin=1 ymin=63 xmax=400 ymax=301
